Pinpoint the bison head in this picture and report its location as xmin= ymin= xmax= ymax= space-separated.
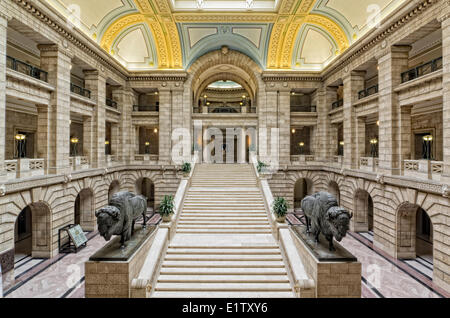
xmin=95 ymin=206 xmax=121 ymax=241
xmin=326 ymin=206 xmax=352 ymax=242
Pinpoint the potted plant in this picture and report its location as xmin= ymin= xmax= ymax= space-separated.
xmin=272 ymin=197 xmax=289 ymax=223
xmin=257 ymin=160 xmax=268 ymax=173
xmin=181 ymin=162 xmax=191 ymax=177
xmin=159 ymin=195 xmax=175 ymax=222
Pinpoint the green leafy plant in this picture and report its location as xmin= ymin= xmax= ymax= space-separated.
xmin=257 ymin=160 xmax=268 ymax=173
xmin=272 ymin=197 xmax=289 ymax=218
xmin=181 ymin=162 xmax=192 ymax=173
xmin=159 ymin=195 xmax=175 ymax=217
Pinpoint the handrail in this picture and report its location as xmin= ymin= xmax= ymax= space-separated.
xmin=331 ymin=99 xmax=344 ymax=110
xmin=70 ymin=83 xmax=91 ymax=99
xmin=401 ymin=57 xmax=442 ymax=83
xmin=291 ymin=105 xmax=317 ymax=112
xmin=358 ymin=84 xmax=379 ymax=99
xmin=6 ymin=56 xmax=48 ymax=82
xmin=106 ymin=98 xmax=118 ymax=108
xmin=133 ymin=105 xmax=159 ymax=112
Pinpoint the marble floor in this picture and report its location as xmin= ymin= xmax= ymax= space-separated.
xmin=2 ymin=213 xmax=448 ymax=298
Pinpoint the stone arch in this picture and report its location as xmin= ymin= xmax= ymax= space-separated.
xmin=14 ymin=202 xmax=52 ymax=259
xmin=293 ymin=178 xmax=314 ymax=209
xmin=187 ymin=49 xmax=264 ymax=107
xmin=327 ymin=180 xmax=341 ymax=205
xmin=353 ymin=189 xmax=374 ymax=232
xmin=396 ymin=202 xmax=435 ymax=262
xmin=108 ymin=180 xmax=121 ymax=202
xmin=74 ymin=188 xmax=96 ymax=231
xmin=135 ymin=177 xmax=155 ymax=212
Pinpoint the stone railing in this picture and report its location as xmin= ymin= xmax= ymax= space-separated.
xmin=134 ymin=154 xmax=159 ymax=163
xmin=359 ymin=157 xmax=379 ymax=173
xmin=404 ymin=159 xmax=443 ymax=181
xmin=4 ymin=158 xmax=45 ymax=180
xmin=106 ymin=155 xmax=118 ymax=167
xmin=291 ymin=155 xmax=315 ymax=164
xmin=70 ymin=156 xmax=89 ymax=171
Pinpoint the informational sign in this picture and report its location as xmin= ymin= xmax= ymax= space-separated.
xmin=68 ymin=225 xmax=88 ymax=248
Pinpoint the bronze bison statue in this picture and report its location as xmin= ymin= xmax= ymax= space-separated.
xmin=95 ymin=191 xmax=147 ymax=247
xmin=301 ymin=191 xmax=352 ymax=251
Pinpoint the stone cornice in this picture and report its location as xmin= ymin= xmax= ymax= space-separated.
xmin=261 ymin=72 xmax=323 ymax=82
xmin=127 ymin=71 xmax=188 ymax=82
xmin=321 ymin=0 xmax=439 ymax=80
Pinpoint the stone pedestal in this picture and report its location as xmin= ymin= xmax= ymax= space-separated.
xmin=85 ymin=226 xmax=157 ymax=298
xmin=291 ymin=225 xmax=361 ymax=298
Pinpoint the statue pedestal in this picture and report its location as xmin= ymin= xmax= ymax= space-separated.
xmin=291 ymin=225 xmax=361 ymax=298
xmin=85 ymin=225 xmax=157 ymax=298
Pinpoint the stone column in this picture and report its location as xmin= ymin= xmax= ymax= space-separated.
xmin=84 ymin=71 xmax=106 ymax=168
xmin=343 ymin=71 xmax=365 ymax=169
xmin=171 ymin=88 xmax=189 ymax=163
xmin=159 ymin=89 xmax=171 ymax=164
xmin=259 ymin=89 xmax=278 ymax=165
xmin=83 ymin=115 xmax=93 ymax=161
xmin=0 ymin=14 xmax=7 ymax=178
xmin=377 ymin=45 xmax=411 ymax=175
xmin=38 ymin=44 xmax=72 ymax=175
xmin=356 ymin=117 xmax=366 ymax=162
xmin=278 ymin=89 xmax=291 ymax=166
xmin=441 ymin=15 xmax=450 ymax=183
xmin=399 ymin=105 xmax=413 ymax=174
xmin=315 ymin=86 xmax=337 ymax=161
xmin=110 ymin=123 xmax=119 ymax=157
xmin=113 ymin=87 xmax=133 ymax=163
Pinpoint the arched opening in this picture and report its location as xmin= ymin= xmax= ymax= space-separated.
xmin=353 ymin=189 xmax=374 ymax=232
xmin=108 ymin=180 xmax=120 ymax=202
xmin=136 ymin=178 xmax=155 ymax=213
xmin=74 ymin=189 xmax=95 ymax=231
xmin=328 ymin=181 xmax=340 ymax=205
xmin=14 ymin=202 xmax=51 ymax=259
xmin=294 ymin=178 xmax=313 ymax=210
xmin=397 ymin=203 xmax=434 ymax=277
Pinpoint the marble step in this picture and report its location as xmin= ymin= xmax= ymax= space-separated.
xmin=159 ymin=267 xmax=287 ymax=275
xmin=154 ymin=283 xmax=293 ymax=292
xmin=166 ymin=248 xmax=280 ymax=255
xmin=157 ymin=275 xmax=290 ymax=283
xmin=176 ymin=225 xmax=271 ymax=230
xmin=164 ymin=254 xmax=282 ymax=261
xmin=152 ymin=291 xmax=294 ymax=298
xmin=161 ymin=261 xmax=286 ymax=268
xmin=178 ymin=221 xmax=270 ymax=225
xmin=176 ymin=229 xmax=272 ymax=234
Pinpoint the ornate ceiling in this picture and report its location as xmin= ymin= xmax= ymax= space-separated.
xmin=46 ymin=0 xmax=406 ymax=71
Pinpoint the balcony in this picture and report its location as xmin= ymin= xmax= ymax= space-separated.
xmin=106 ymin=98 xmax=118 ymax=109
xmin=401 ymin=57 xmax=442 ymax=83
xmin=6 ymin=56 xmax=48 ymax=82
xmin=359 ymin=157 xmax=379 ymax=173
xmin=331 ymin=99 xmax=343 ymax=110
xmin=291 ymin=105 xmax=317 ymax=112
xmin=5 ymin=158 xmax=45 ymax=180
xmin=403 ymin=160 xmax=443 ymax=181
xmin=70 ymin=83 xmax=91 ymax=99
xmin=69 ymin=156 xmax=89 ymax=171
xmin=291 ymin=155 xmax=316 ymax=164
xmin=358 ymin=85 xmax=379 ymax=99
xmin=133 ymin=105 xmax=159 ymax=112
xmin=134 ymin=154 xmax=159 ymax=164
xmin=106 ymin=155 xmax=119 ymax=167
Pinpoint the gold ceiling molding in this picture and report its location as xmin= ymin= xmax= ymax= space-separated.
xmin=173 ymin=13 xmax=277 ymax=23
xmin=100 ymin=14 xmax=145 ymax=51
xmin=267 ymin=0 xmax=349 ymax=69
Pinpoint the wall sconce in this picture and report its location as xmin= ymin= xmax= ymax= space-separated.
xmin=145 ymin=141 xmax=150 ymax=154
xmin=338 ymin=141 xmax=344 ymax=156
xmin=70 ymin=137 xmax=79 ymax=157
xmin=423 ymin=135 xmax=433 ymax=160
xmin=299 ymin=142 xmax=305 ymax=155
xmin=370 ymin=138 xmax=378 ymax=158
xmin=291 ymin=129 xmax=296 ymax=134
xmin=154 ymin=128 xmax=158 ymax=133
xmin=105 ymin=140 xmax=110 ymax=155
xmin=15 ymin=134 xmax=26 ymax=158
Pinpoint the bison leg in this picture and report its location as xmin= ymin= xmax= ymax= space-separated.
xmin=131 ymin=220 xmax=135 ymax=236
xmin=304 ymin=215 xmax=310 ymax=233
xmin=326 ymin=236 xmax=336 ymax=252
xmin=120 ymin=235 xmax=126 ymax=249
xmin=314 ymin=231 xmax=320 ymax=243
xmin=142 ymin=211 xmax=147 ymax=228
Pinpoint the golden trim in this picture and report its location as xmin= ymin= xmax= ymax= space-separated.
xmin=305 ymin=14 xmax=349 ymax=52
xmin=100 ymin=14 xmax=145 ymax=51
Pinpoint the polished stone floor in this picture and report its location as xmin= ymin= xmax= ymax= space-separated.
xmin=3 ymin=214 xmax=448 ymax=298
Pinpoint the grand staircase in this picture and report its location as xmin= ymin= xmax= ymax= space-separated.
xmin=152 ymin=164 xmax=295 ymax=298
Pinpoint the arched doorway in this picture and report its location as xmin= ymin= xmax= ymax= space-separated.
xmin=108 ymin=180 xmax=120 ymax=202
xmin=328 ymin=181 xmax=340 ymax=205
xmin=353 ymin=189 xmax=374 ymax=232
xmin=74 ymin=189 xmax=95 ymax=231
xmin=397 ymin=203 xmax=434 ymax=263
xmin=294 ymin=178 xmax=313 ymax=210
xmin=136 ymin=178 xmax=155 ymax=212
xmin=14 ymin=202 xmax=51 ymax=259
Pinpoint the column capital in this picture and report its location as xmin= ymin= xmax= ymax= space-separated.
xmin=37 ymin=44 xmax=74 ymax=59
xmin=83 ymin=70 xmax=107 ymax=80
xmin=343 ymin=70 xmax=366 ymax=81
xmin=437 ymin=1 xmax=450 ymax=23
xmin=375 ymin=45 xmax=411 ymax=61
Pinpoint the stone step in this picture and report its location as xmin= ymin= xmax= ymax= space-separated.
xmin=157 ymin=275 xmax=289 ymax=283
xmin=154 ymin=283 xmax=293 ymax=292
xmin=159 ymin=267 xmax=287 ymax=275
xmin=164 ymin=254 xmax=282 ymax=261
xmin=176 ymin=225 xmax=271 ymax=230
xmin=178 ymin=221 xmax=269 ymax=225
xmin=161 ymin=260 xmax=286 ymax=268
xmin=166 ymin=248 xmax=280 ymax=255
xmin=152 ymin=291 xmax=294 ymax=298
xmin=176 ymin=229 xmax=272 ymax=234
